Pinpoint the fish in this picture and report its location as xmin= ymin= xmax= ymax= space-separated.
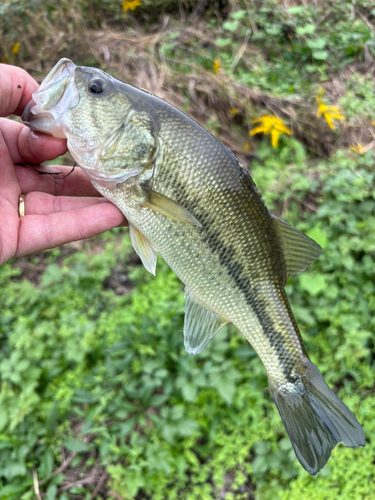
xmin=22 ymin=58 xmax=365 ymax=475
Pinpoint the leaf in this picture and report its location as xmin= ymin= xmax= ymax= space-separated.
xmin=312 ymin=50 xmax=329 ymax=60
xmin=287 ymin=6 xmax=304 ymax=14
xmin=181 ymin=382 xmax=197 ymax=402
xmin=0 ymin=408 xmax=8 ymax=431
xmin=6 ymin=462 xmax=26 ymax=478
xmin=46 ymin=484 xmax=57 ymax=500
xmin=306 ymin=227 xmax=328 ymax=248
xmin=325 ymin=285 xmax=339 ymax=300
xmin=125 ymin=472 xmax=145 ymax=498
xmin=179 ymin=418 xmax=198 ymax=436
xmin=151 ymin=394 xmax=168 ymax=406
xmin=119 ymin=418 xmax=135 ymax=435
xmin=252 ymin=455 xmax=269 ymax=474
xmin=216 ymin=377 xmax=236 ymax=404
xmin=299 ymin=273 xmax=326 ymax=296
xmin=254 ymin=440 xmax=272 ymax=455
xmin=215 ymin=38 xmax=232 ymax=47
xmin=230 ymin=10 xmax=246 ymax=20
xmin=162 ymin=423 xmax=176 ymax=443
xmin=40 ymin=449 xmax=54 ymax=478
xmin=306 ymin=38 xmax=326 ymax=49
xmin=223 ymin=20 xmax=240 ymax=32
xmin=184 ymin=449 xmax=200 ymax=467
xmin=46 ymin=402 xmax=59 ymax=435
xmin=266 ymin=26 xmax=282 ymax=36
xmin=296 ymin=24 xmax=316 ymax=35
xmin=287 ymin=137 xmax=306 ymax=163
xmin=64 ymin=439 xmax=89 ymax=453
xmin=40 ymin=264 xmax=63 ymax=287
xmin=0 ymin=483 xmax=31 ymax=499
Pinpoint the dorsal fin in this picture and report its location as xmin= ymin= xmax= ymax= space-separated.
xmin=271 ymin=215 xmax=322 ymax=280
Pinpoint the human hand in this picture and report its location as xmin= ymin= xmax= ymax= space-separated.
xmin=0 ymin=63 xmax=126 ymax=266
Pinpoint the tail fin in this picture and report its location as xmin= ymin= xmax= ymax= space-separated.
xmin=269 ymin=360 xmax=365 ymax=475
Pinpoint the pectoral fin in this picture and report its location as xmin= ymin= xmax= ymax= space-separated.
xmin=184 ymin=289 xmax=228 ymax=354
xmin=129 ymin=224 xmax=158 ymax=275
xmin=140 ymin=186 xmax=202 ymax=227
xmin=272 ymin=215 xmax=322 ymax=280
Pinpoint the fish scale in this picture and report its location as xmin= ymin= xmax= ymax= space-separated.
xmin=95 ymin=103 xmax=307 ymax=382
xmin=22 ymin=58 xmax=365 ymax=475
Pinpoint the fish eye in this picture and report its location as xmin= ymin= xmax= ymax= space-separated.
xmin=88 ymin=78 xmax=106 ymax=95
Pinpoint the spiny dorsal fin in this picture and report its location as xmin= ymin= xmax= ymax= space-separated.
xmin=271 ymin=214 xmax=322 ymax=280
xmin=129 ymin=224 xmax=158 ymax=275
xmin=184 ymin=289 xmax=228 ymax=355
xmin=140 ymin=186 xmax=202 ymax=227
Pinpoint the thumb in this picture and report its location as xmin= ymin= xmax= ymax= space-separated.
xmin=0 ymin=64 xmax=39 ymax=118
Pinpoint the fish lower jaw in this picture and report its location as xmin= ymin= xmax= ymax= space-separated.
xmin=83 ymin=167 xmax=145 ymax=188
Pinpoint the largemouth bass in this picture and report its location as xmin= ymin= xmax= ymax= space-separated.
xmin=22 ymin=59 xmax=365 ymax=475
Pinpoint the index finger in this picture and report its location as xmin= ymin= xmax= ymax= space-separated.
xmin=15 ymin=164 xmax=101 ymax=197
xmin=0 ymin=64 xmax=39 ymax=117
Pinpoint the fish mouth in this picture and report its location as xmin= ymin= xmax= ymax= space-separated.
xmin=21 ymin=59 xmax=79 ymax=139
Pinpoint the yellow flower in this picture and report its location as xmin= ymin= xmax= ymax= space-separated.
xmin=11 ymin=42 xmax=20 ymax=54
xmin=250 ymin=115 xmax=291 ymax=148
xmin=371 ymin=120 xmax=375 ymax=126
xmin=229 ymin=107 xmax=239 ymax=116
xmin=243 ymin=142 xmax=251 ymax=151
xmin=350 ymin=143 xmax=365 ymax=155
xmin=122 ymin=0 xmax=141 ymax=11
xmin=316 ymin=97 xmax=345 ymax=130
xmin=212 ymin=59 xmax=220 ymax=74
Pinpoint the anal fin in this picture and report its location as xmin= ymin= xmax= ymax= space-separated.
xmin=129 ymin=224 xmax=158 ymax=275
xmin=184 ymin=289 xmax=228 ymax=354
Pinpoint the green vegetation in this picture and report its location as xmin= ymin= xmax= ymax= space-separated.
xmin=1 ymin=1 xmax=375 ymax=499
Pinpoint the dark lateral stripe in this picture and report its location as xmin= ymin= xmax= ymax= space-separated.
xmin=158 ymin=171 xmax=298 ymax=382
xmin=200 ymin=227 xmax=298 ymax=383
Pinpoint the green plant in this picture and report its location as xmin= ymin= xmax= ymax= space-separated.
xmin=1 ymin=1 xmax=375 ymax=498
